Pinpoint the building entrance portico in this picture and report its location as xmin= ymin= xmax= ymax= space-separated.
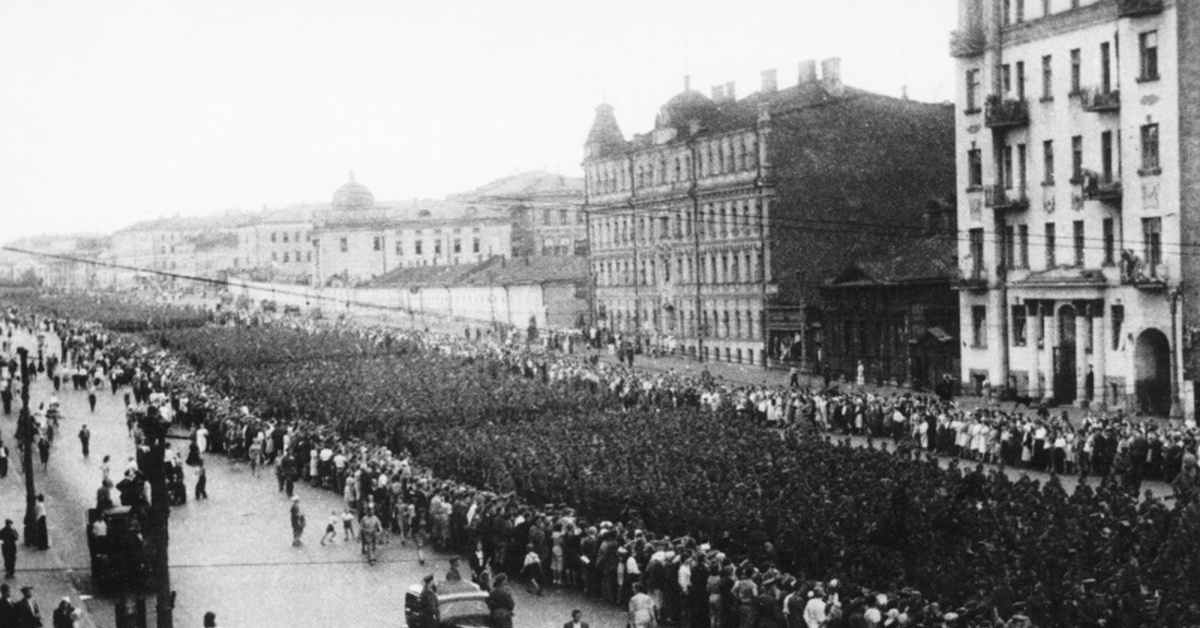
xmin=1053 ymin=304 xmax=1077 ymax=405
xmin=1135 ymin=328 xmax=1171 ymax=416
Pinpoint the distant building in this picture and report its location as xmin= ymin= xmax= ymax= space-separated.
xmin=583 ymin=59 xmax=955 ymax=367
xmin=951 ymin=0 xmax=1198 ymax=418
xmin=111 ymin=214 xmax=247 ymax=281
xmin=312 ymin=172 xmax=513 ymax=287
xmin=453 ymin=171 xmax=586 ymax=257
xmin=233 ymin=206 xmax=316 ymax=283
xmin=821 ymin=203 xmax=960 ymax=390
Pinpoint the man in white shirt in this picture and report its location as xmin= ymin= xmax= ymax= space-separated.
xmin=802 ymin=587 xmax=827 ymax=628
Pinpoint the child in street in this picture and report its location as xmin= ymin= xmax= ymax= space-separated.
xmin=341 ymin=508 xmax=356 ymax=541
xmin=321 ymin=510 xmax=338 ymax=545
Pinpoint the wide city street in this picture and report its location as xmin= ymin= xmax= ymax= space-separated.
xmin=0 ymin=327 xmax=628 ymax=628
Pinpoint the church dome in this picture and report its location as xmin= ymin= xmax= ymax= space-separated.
xmin=331 ymin=171 xmax=375 ymax=212
xmin=655 ymin=89 xmax=719 ymax=130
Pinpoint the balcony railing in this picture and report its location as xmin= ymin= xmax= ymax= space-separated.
xmin=1120 ymin=259 xmax=1167 ymax=290
xmin=954 ymin=268 xmax=989 ymax=291
xmin=1118 ymin=0 xmax=1164 ymax=18
xmin=1081 ymin=88 xmax=1121 ymax=113
xmin=949 ymin=27 xmax=986 ymax=58
xmin=984 ymin=184 xmax=1030 ymax=211
xmin=985 ymin=96 xmax=1030 ymax=129
xmin=1083 ymin=174 xmax=1123 ymax=204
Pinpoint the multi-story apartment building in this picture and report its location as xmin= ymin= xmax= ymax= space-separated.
xmin=453 ymin=171 xmax=587 ymax=257
xmin=111 ymin=214 xmax=246 ymax=279
xmin=313 ymin=173 xmax=514 ymax=286
xmin=234 ymin=206 xmax=316 ymax=281
xmin=952 ymin=0 xmax=1198 ymax=418
xmin=584 ymin=61 xmax=954 ymax=366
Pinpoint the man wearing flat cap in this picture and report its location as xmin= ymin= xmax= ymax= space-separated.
xmin=0 ymin=520 xmax=17 ymax=579
xmin=14 ymin=585 xmax=40 ymax=628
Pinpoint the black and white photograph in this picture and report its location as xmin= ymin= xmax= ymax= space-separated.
xmin=1 ymin=1 xmax=1199 ymax=626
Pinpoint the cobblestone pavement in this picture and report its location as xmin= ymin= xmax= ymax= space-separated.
xmin=1 ymin=327 xmax=630 ymax=628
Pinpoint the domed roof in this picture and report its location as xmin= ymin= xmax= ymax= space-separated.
xmin=655 ymin=89 xmax=719 ymax=130
xmin=331 ymin=171 xmax=375 ymax=212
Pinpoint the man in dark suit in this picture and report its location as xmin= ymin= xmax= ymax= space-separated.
xmin=563 ymin=608 xmax=588 ymax=628
xmin=0 ymin=584 xmax=17 ymax=628
xmin=14 ymin=585 xmax=40 ymax=628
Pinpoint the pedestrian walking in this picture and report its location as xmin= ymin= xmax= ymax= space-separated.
xmin=36 ymin=437 xmax=49 ymax=472
xmin=0 ymin=519 xmax=18 ymax=578
xmin=194 ymin=464 xmax=208 ymax=501
xmin=0 ymin=584 xmax=16 ymax=627
xmin=0 ymin=439 xmax=9 ymax=479
xmin=86 ymin=384 xmax=97 ymax=413
xmin=34 ymin=495 xmax=49 ymax=550
xmin=361 ymin=507 xmax=382 ymax=565
xmin=289 ymin=496 xmax=305 ymax=546
xmin=78 ymin=425 xmax=90 ymax=459
xmin=320 ymin=511 xmax=338 ymax=546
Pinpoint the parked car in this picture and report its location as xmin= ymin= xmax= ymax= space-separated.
xmin=404 ymin=580 xmax=492 ymax=628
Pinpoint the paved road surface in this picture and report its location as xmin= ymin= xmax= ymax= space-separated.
xmin=1 ymin=327 xmax=629 ymax=628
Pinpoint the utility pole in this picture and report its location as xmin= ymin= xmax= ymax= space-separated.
xmin=139 ymin=406 xmax=174 ymax=628
xmin=15 ymin=347 xmax=36 ymax=547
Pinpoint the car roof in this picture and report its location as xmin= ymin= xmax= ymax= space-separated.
xmin=405 ymin=580 xmax=486 ymax=600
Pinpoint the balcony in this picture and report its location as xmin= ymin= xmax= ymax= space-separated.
xmin=984 ymin=184 xmax=1030 ymax=211
xmin=1118 ymin=0 xmax=1164 ymax=18
xmin=955 ymin=269 xmax=989 ymax=292
xmin=949 ymin=27 xmax=986 ymax=58
xmin=1120 ymin=259 xmax=1167 ymax=290
xmin=985 ymin=96 xmax=1030 ymax=129
xmin=1082 ymin=174 xmax=1123 ymax=204
xmin=1081 ymin=88 xmax=1121 ymax=113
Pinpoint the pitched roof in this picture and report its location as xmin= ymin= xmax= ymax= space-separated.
xmin=461 ymin=255 xmax=588 ymax=286
xmin=364 ymin=258 xmax=499 ymax=288
xmin=828 ymin=233 xmax=957 ymax=286
xmin=454 ymin=171 xmax=584 ymax=202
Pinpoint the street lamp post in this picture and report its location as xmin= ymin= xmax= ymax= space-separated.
xmin=15 ymin=347 xmax=36 ymax=547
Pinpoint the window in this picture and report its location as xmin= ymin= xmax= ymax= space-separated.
xmin=1141 ymin=123 xmax=1160 ymax=172
xmin=560 ymin=209 xmax=569 ymax=225
xmin=434 ymin=240 xmax=442 ymax=255
xmin=1143 ymin=217 xmax=1162 ymax=273
xmin=1003 ymin=0 xmax=1012 ymax=24
xmin=1012 ymin=305 xmax=1027 ymax=346
xmin=283 ymin=252 xmax=290 ymax=263
xmin=1015 ymin=0 xmax=1025 ymax=22
xmin=373 ymin=236 xmax=382 ymax=251
xmin=473 ymin=238 xmax=480 ymax=253
xmin=1100 ymin=42 xmax=1112 ymax=93
xmin=543 ymin=208 xmax=552 ymax=224
xmin=1111 ymin=305 xmax=1124 ymax=350
xmin=1002 ymin=64 xmax=1012 ymax=94
xmin=968 ymin=149 xmax=983 ymax=187
xmin=1019 ymin=224 xmax=1030 ymax=268
xmin=1072 ymin=136 xmax=1083 ymax=181
xmin=271 ymin=252 xmax=277 ymax=261
xmin=453 ymin=239 xmax=462 ymax=254
xmin=1041 ymin=55 xmax=1053 ymax=100
xmin=1016 ymin=61 xmax=1025 ymax=100
xmin=1139 ymin=31 xmax=1159 ymax=81
xmin=306 ymin=251 xmax=312 ymax=262
xmin=395 ymin=241 xmax=403 ymax=256
xmin=1004 ymin=225 xmax=1016 ymax=269
xmin=339 ymin=237 xmax=348 ymax=253
xmin=1070 ymin=49 xmax=1081 ymax=94
xmin=415 ymin=240 xmax=423 ymax=255
xmin=1101 ymin=131 xmax=1114 ymax=181
xmin=283 ymin=233 xmax=291 ymax=243
xmin=1073 ymin=220 xmax=1084 ymax=266
xmin=972 ymin=306 xmax=988 ymax=348
xmin=1103 ymin=218 xmax=1115 ymax=265
xmin=1003 ymin=145 xmax=1014 ymax=189
xmin=1045 ymin=222 xmax=1056 ymax=267
xmin=270 ymin=232 xmax=277 ymax=243
xmin=966 ymin=69 xmax=981 ymax=111
xmin=1017 ymin=143 xmax=1027 ymax=191
xmin=1043 ymin=140 xmax=1055 ymax=184
xmin=969 ymin=229 xmax=985 ymax=278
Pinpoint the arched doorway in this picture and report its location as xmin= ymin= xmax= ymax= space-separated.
xmin=1135 ymin=328 xmax=1171 ymax=416
xmin=1053 ymin=305 xmax=1077 ymax=404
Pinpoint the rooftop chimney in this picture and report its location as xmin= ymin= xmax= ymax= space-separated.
xmin=761 ymin=69 xmax=778 ymax=93
xmin=798 ymin=59 xmax=818 ymax=84
xmin=821 ymin=57 xmax=843 ymax=96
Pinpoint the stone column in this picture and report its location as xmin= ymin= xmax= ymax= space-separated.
xmin=1043 ymin=301 xmax=1056 ymax=398
xmin=1093 ymin=300 xmax=1107 ymax=408
xmin=1075 ymin=302 xmax=1088 ymax=405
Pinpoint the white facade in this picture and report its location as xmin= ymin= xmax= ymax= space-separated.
xmin=954 ymin=0 xmax=1188 ymax=417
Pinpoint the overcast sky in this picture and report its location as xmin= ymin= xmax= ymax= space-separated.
xmin=0 ymin=0 xmax=955 ymax=241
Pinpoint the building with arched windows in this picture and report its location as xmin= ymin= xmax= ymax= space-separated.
xmin=583 ymin=60 xmax=956 ymax=368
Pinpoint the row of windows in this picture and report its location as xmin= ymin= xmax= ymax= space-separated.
xmin=270 ymin=251 xmax=312 ymax=263
xmin=970 ymin=302 xmax=1127 ymax=353
xmin=540 ymin=208 xmax=584 ymax=226
xmin=603 ymin=304 xmax=763 ymax=341
xmin=594 ymin=200 xmax=764 ymax=249
xmin=966 ymin=124 xmax=1160 ymax=190
xmin=267 ymin=231 xmax=312 ymax=245
xmin=966 ymin=217 xmax=1161 ymax=275
xmin=336 ymin=236 xmax=484 ymax=256
xmin=964 ymin=30 xmax=1160 ymax=111
xmin=595 ymin=249 xmax=762 ymax=287
xmin=589 ymin=134 xmax=759 ymax=194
